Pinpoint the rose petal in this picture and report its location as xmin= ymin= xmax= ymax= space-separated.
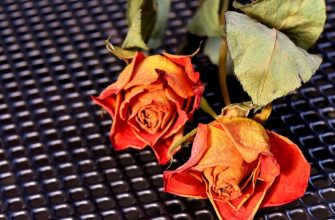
xmin=258 ymin=153 xmax=280 ymax=182
xmin=131 ymin=112 xmax=175 ymax=148
xmin=193 ymin=124 xmax=244 ymax=171
xmin=163 ymin=52 xmax=200 ymax=83
xmin=164 ymin=170 xmax=208 ymax=199
xmin=261 ymin=131 xmax=311 ymax=207
xmin=230 ymin=160 xmax=261 ymax=210
xmin=161 ymin=87 xmax=191 ymax=139
xmin=98 ymin=52 xmax=146 ymax=98
xmin=110 ymin=94 xmax=146 ymax=150
xmin=131 ymin=89 xmax=173 ymax=130
xmin=175 ymin=123 xmax=209 ymax=171
xmin=162 ymin=103 xmax=188 ymax=140
xmin=124 ymin=87 xmax=177 ymax=146
xmin=163 ymin=126 xmax=208 ymax=196
xmin=120 ymin=87 xmax=145 ymax=121
xmin=124 ymin=55 xmax=195 ymax=99
xmin=123 ymin=56 xmax=160 ymax=90
xmin=144 ymin=55 xmax=197 ymax=98
xmin=210 ymin=181 xmax=268 ymax=220
xmin=91 ymin=95 xmax=117 ymax=118
xmin=190 ymin=84 xmax=204 ymax=117
xmin=151 ymin=130 xmax=183 ymax=165
xmin=216 ymin=117 xmax=271 ymax=163
xmin=92 ymin=77 xmax=146 ymax=150
xmin=128 ymin=85 xmax=165 ymax=120
xmin=210 ymin=155 xmax=279 ymax=220
xmin=165 ymin=87 xmax=184 ymax=110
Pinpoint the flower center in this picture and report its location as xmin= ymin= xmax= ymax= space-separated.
xmin=135 ymin=106 xmax=163 ymax=133
xmin=138 ymin=109 xmax=158 ymax=128
xmin=219 ymin=185 xmax=233 ymax=196
xmin=203 ymin=166 xmax=243 ymax=202
xmin=215 ymin=182 xmax=241 ymax=200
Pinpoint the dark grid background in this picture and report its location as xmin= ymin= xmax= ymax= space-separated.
xmin=0 ymin=0 xmax=334 ymax=219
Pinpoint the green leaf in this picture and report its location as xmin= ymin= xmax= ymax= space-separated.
xmin=140 ymin=0 xmax=157 ymax=42
xmin=233 ymin=0 xmax=326 ymax=50
xmin=105 ymin=38 xmax=136 ymax=63
xmin=127 ymin=0 xmax=144 ymax=26
xmin=122 ymin=10 xmax=149 ymax=50
xmin=123 ymin=0 xmax=157 ymax=51
xmin=187 ymin=0 xmax=222 ymax=37
xmin=225 ymin=12 xmax=322 ymax=106
xmin=204 ymin=37 xmax=221 ymax=65
xmin=148 ymin=0 xmax=171 ymax=49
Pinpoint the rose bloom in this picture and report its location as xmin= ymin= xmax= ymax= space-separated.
xmin=164 ymin=116 xmax=310 ymax=220
xmin=92 ymin=52 xmax=204 ymax=164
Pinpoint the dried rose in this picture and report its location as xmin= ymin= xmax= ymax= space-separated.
xmin=164 ymin=117 xmax=310 ymax=220
xmin=92 ymin=52 xmax=204 ymax=164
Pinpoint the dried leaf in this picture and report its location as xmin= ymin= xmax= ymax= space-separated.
xmin=127 ymin=0 xmax=144 ymax=26
xmin=187 ymin=0 xmax=222 ymax=37
xmin=225 ymin=12 xmax=322 ymax=106
xmin=105 ymin=39 xmax=136 ymax=62
xmin=253 ymin=104 xmax=272 ymax=124
xmin=204 ymin=37 xmax=221 ymax=65
xmin=122 ymin=10 xmax=150 ymax=50
xmin=221 ymin=102 xmax=254 ymax=118
xmin=233 ymin=0 xmax=326 ymax=49
xmin=148 ymin=0 xmax=171 ymax=49
xmin=123 ymin=0 xmax=157 ymax=50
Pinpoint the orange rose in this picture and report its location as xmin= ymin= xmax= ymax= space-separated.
xmin=164 ymin=117 xmax=310 ymax=220
xmin=92 ymin=52 xmax=204 ymax=164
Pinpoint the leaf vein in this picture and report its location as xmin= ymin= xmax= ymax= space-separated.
xmin=257 ymin=30 xmax=278 ymax=104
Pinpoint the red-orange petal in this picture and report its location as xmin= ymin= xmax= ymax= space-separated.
xmin=99 ymin=52 xmax=146 ymax=98
xmin=163 ymin=124 xmax=210 ymax=197
xmin=210 ymin=155 xmax=279 ymax=220
xmin=151 ymin=130 xmax=182 ymax=165
xmin=261 ymin=131 xmax=310 ymax=207
xmin=162 ymin=102 xmax=188 ymax=140
xmin=176 ymin=124 xmax=209 ymax=171
xmin=164 ymin=170 xmax=208 ymax=199
xmin=91 ymin=95 xmax=116 ymax=118
xmin=163 ymin=52 xmax=200 ymax=83
xmin=110 ymin=94 xmax=146 ymax=150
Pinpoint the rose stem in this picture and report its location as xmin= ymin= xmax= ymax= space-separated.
xmin=200 ymin=96 xmax=218 ymax=119
xmin=218 ymin=39 xmax=230 ymax=106
xmin=218 ymin=0 xmax=230 ymax=106
xmin=165 ymin=127 xmax=197 ymax=170
xmin=168 ymin=127 xmax=197 ymax=157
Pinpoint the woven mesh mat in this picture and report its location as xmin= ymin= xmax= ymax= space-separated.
xmin=0 ymin=0 xmax=334 ymax=219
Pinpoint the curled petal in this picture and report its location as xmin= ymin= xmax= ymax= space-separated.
xmin=125 ymin=55 xmax=195 ymax=99
xmin=163 ymin=52 xmax=201 ymax=83
xmin=99 ymin=52 xmax=146 ymax=98
xmin=175 ymin=124 xmax=209 ymax=171
xmin=91 ymin=95 xmax=117 ymax=118
xmin=262 ymin=131 xmax=310 ymax=207
xmin=163 ymin=124 xmax=209 ymax=196
xmin=92 ymin=85 xmax=146 ymax=150
xmin=151 ymin=129 xmax=182 ymax=165
xmin=164 ymin=170 xmax=208 ymax=199
xmin=210 ymin=155 xmax=279 ymax=220
xmin=215 ymin=117 xmax=271 ymax=163
xmin=123 ymin=56 xmax=162 ymax=90
xmin=193 ymin=124 xmax=244 ymax=171
xmin=162 ymin=103 xmax=188 ymax=140
xmin=191 ymin=83 xmax=205 ymax=116
xmin=130 ymin=113 xmax=175 ymax=151
xmin=110 ymin=95 xmax=146 ymax=150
